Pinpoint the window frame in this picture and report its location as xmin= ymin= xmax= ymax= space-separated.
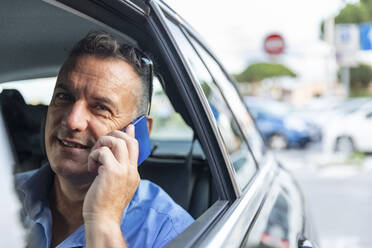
xmin=164 ymin=17 xmax=259 ymax=191
xmin=186 ymin=34 xmax=266 ymax=163
xmin=149 ymin=4 xmax=240 ymax=200
xmin=178 ymin=26 xmax=260 ymax=189
xmin=152 ymin=2 xmax=279 ymax=246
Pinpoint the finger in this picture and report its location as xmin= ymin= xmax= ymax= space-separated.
xmin=126 ymin=124 xmax=135 ymax=139
xmin=88 ymin=146 xmax=117 ymax=173
xmin=91 ymin=136 xmax=129 ymax=164
xmin=106 ymin=129 xmax=139 ymax=166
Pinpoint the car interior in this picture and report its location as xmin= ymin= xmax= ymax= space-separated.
xmin=2 ymin=0 xmax=218 ymax=220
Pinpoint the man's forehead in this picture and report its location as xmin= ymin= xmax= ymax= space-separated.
xmin=56 ymin=55 xmax=142 ymax=114
xmin=64 ymin=55 xmax=141 ymax=86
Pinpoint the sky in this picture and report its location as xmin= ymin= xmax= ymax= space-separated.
xmin=165 ymin=0 xmax=358 ymax=83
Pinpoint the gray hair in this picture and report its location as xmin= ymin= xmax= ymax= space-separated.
xmin=65 ymin=30 xmax=153 ymax=117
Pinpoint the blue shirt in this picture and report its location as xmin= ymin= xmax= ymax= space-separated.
xmin=15 ymin=164 xmax=194 ymax=248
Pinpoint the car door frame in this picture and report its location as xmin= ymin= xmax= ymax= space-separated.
xmin=150 ymin=2 xmax=288 ymax=247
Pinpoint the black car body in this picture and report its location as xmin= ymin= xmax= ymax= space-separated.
xmin=1 ymin=0 xmax=318 ymax=247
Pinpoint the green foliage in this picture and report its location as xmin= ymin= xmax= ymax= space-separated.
xmin=200 ymin=81 xmax=211 ymax=97
xmin=350 ymin=63 xmax=372 ymax=87
xmin=320 ymin=0 xmax=372 ymax=39
xmin=339 ymin=63 xmax=372 ymax=96
xmin=350 ymin=88 xmax=371 ymax=97
xmin=361 ymin=0 xmax=372 ymax=18
xmin=346 ymin=151 xmax=365 ymax=165
xmin=234 ymin=62 xmax=296 ymax=83
xmin=335 ymin=3 xmax=370 ymax=24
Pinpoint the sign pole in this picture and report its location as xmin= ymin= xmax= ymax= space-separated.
xmin=335 ymin=24 xmax=359 ymax=98
xmin=341 ymin=66 xmax=350 ymax=97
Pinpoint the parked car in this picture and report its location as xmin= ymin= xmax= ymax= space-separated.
xmin=1 ymin=0 xmax=318 ymax=247
xmin=294 ymin=97 xmax=372 ymax=131
xmin=245 ymin=97 xmax=321 ymax=149
xmin=291 ymin=97 xmax=342 ymax=130
xmin=323 ymin=100 xmax=372 ymax=154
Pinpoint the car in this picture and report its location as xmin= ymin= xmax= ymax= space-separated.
xmin=1 ymin=0 xmax=318 ymax=247
xmin=295 ymin=97 xmax=372 ymax=131
xmin=323 ymin=100 xmax=372 ymax=154
xmin=245 ymin=97 xmax=321 ymax=149
xmin=291 ymin=96 xmax=343 ymax=130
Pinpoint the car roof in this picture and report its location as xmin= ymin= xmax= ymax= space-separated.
xmin=0 ymin=0 xmax=138 ymax=84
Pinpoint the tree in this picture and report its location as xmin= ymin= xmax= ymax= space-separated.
xmin=233 ymin=62 xmax=296 ymax=83
xmin=320 ymin=0 xmax=372 ymax=39
xmin=320 ymin=0 xmax=372 ymax=96
xmin=338 ymin=63 xmax=372 ymax=96
xmin=350 ymin=63 xmax=372 ymax=86
xmin=335 ymin=3 xmax=370 ymax=24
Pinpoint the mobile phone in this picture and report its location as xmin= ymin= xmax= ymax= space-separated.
xmin=123 ymin=115 xmax=151 ymax=166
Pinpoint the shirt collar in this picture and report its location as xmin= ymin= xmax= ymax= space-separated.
xmin=17 ymin=163 xmax=54 ymax=220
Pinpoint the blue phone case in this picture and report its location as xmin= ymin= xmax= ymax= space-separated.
xmin=124 ymin=116 xmax=151 ymax=166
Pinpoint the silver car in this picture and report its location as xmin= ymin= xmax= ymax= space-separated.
xmin=1 ymin=0 xmax=318 ymax=247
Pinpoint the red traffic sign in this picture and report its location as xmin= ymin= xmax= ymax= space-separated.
xmin=264 ymin=34 xmax=285 ymax=55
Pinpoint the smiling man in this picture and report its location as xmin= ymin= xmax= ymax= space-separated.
xmin=16 ymin=31 xmax=194 ymax=248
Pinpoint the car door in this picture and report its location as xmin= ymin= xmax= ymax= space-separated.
xmin=183 ymin=27 xmax=318 ymax=248
xmin=185 ymin=30 xmax=318 ymax=248
xmin=150 ymin=3 xmax=316 ymax=247
xmin=353 ymin=110 xmax=372 ymax=151
xmin=149 ymin=3 xmax=283 ymax=247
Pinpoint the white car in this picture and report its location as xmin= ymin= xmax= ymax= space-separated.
xmin=323 ymin=101 xmax=372 ymax=153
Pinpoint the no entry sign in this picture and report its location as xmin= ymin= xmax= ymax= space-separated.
xmin=264 ymin=34 xmax=285 ymax=55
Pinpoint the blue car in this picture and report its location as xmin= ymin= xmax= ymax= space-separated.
xmin=245 ymin=98 xmax=321 ymax=149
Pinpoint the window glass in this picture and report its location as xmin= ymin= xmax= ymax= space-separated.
xmin=1 ymin=77 xmax=56 ymax=105
xmin=0 ymin=78 xmax=51 ymax=173
xmin=150 ymin=77 xmax=194 ymax=140
xmin=242 ymin=193 xmax=292 ymax=248
xmin=166 ymin=18 xmax=256 ymax=190
xmin=189 ymin=38 xmax=266 ymax=163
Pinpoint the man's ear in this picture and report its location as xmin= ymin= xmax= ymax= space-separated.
xmin=146 ymin=116 xmax=153 ymax=135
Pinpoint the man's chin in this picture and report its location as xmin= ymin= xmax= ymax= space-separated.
xmin=50 ymin=159 xmax=96 ymax=182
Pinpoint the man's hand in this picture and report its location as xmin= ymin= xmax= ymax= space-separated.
xmin=83 ymin=124 xmax=140 ymax=247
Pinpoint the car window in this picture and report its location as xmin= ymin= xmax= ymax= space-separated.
xmin=188 ymin=37 xmax=266 ymax=163
xmin=165 ymin=18 xmax=257 ymax=190
xmin=1 ymin=77 xmax=56 ymax=105
xmin=150 ymin=77 xmax=194 ymax=140
xmin=0 ymin=78 xmax=51 ymax=173
xmin=242 ymin=193 xmax=292 ymax=248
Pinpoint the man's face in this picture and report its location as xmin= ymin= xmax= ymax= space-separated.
xmin=45 ymin=55 xmax=142 ymax=181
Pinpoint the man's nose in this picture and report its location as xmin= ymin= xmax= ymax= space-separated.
xmin=64 ymin=101 xmax=90 ymax=131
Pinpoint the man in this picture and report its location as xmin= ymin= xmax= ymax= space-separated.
xmin=16 ymin=31 xmax=194 ymax=248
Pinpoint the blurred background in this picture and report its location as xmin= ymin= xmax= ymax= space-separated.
xmin=164 ymin=0 xmax=372 ymax=247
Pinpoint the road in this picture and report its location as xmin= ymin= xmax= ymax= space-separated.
xmin=274 ymin=145 xmax=372 ymax=248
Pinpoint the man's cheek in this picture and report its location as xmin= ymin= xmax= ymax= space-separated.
xmin=90 ymin=120 xmax=114 ymax=138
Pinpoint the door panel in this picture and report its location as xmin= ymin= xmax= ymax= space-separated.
xmin=242 ymin=168 xmax=305 ymax=248
xmin=194 ymin=154 xmax=278 ymax=248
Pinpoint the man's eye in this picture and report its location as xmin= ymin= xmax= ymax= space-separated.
xmin=55 ymin=92 xmax=72 ymax=101
xmin=95 ymin=104 xmax=109 ymax=112
xmin=93 ymin=104 xmax=112 ymax=118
